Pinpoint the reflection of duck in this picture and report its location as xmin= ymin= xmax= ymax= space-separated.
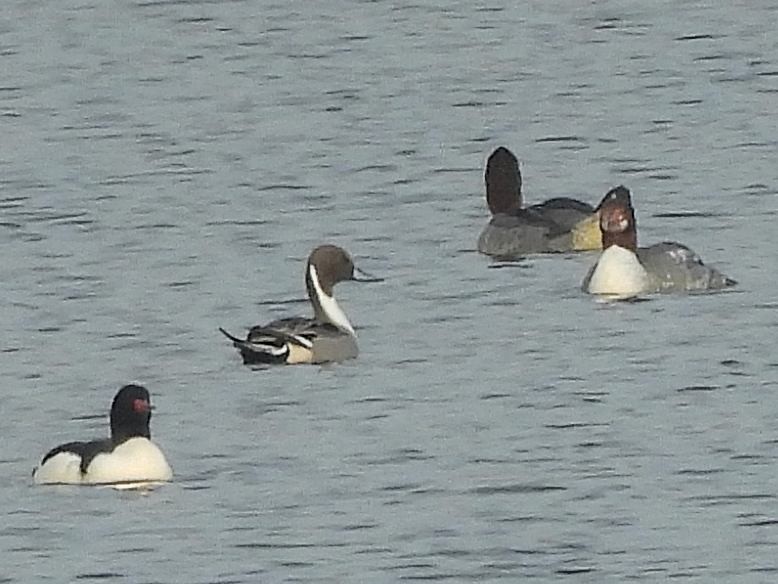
xmin=33 ymin=385 xmax=173 ymax=486
xmin=583 ymin=186 xmax=736 ymax=297
xmin=477 ymin=147 xmax=602 ymax=257
xmin=220 ymin=245 xmax=382 ymax=365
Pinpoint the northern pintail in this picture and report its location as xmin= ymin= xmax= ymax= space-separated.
xmin=477 ymin=146 xmax=603 ymax=257
xmin=220 ymin=244 xmax=381 ymax=365
xmin=583 ymin=186 xmax=736 ymax=297
xmin=33 ymin=384 xmax=173 ymax=486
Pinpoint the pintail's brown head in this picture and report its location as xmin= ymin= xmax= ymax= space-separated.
xmin=305 ymin=244 xmax=382 ymax=298
xmin=306 ymin=245 xmax=355 ymax=297
xmin=596 ymin=185 xmax=637 ymax=251
xmin=485 ymin=146 xmax=522 ymax=215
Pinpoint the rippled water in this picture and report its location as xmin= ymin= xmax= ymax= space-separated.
xmin=2 ymin=0 xmax=777 ymax=582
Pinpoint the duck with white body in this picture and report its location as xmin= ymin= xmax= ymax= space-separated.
xmin=583 ymin=186 xmax=735 ymax=297
xmin=33 ymin=384 xmax=172 ymax=486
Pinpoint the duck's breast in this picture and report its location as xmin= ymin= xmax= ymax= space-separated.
xmin=585 ymin=245 xmax=651 ymax=296
xmin=84 ymin=437 xmax=172 ymax=485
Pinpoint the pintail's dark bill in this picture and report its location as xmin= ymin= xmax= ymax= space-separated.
xmin=353 ymin=267 xmax=383 ymax=283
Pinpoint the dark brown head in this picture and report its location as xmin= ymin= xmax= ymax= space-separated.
xmin=485 ymin=146 xmax=523 ymax=215
xmin=305 ymin=245 xmax=355 ymax=297
xmin=110 ymin=384 xmax=153 ymax=444
xmin=596 ymin=186 xmax=638 ymax=251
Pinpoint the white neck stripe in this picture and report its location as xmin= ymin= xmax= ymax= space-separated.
xmin=309 ymin=265 xmax=356 ymax=336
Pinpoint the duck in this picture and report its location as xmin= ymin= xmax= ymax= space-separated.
xmin=33 ymin=384 xmax=173 ymax=486
xmin=477 ymin=146 xmax=602 ymax=257
xmin=583 ymin=185 xmax=736 ymax=297
xmin=219 ymin=244 xmax=381 ymax=365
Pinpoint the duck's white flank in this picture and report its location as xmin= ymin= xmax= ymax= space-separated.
xmin=85 ymin=438 xmax=172 ymax=485
xmin=309 ymin=265 xmax=356 ymax=335
xmin=33 ymin=437 xmax=172 ymax=485
xmin=587 ymin=245 xmax=651 ymax=297
xmin=32 ymin=451 xmax=83 ymax=485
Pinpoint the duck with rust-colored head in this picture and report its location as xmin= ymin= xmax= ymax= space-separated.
xmin=583 ymin=186 xmax=736 ymax=297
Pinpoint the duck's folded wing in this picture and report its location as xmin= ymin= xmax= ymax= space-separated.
xmin=246 ymin=323 xmax=315 ymax=350
xmin=259 ymin=316 xmax=322 ymax=337
xmin=220 ymin=319 xmax=339 ymax=364
xmin=220 ymin=323 xmax=310 ymax=354
xmin=529 ymin=198 xmax=595 ymax=232
xmin=637 ymin=241 xmax=735 ymax=292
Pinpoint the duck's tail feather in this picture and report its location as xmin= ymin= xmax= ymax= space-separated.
xmin=218 ymin=327 xmax=244 ymax=344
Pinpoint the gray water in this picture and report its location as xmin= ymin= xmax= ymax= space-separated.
xmin=1 ymin=0 xmax=777 ymax=582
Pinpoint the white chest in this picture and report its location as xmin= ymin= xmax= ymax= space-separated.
xmin=309 ymin=265 xmax=355 ymax=335
xmin=586 ymin=245 xmax=650 ymax=297
xmin=84 ymin=438 xmax=173 ymax=485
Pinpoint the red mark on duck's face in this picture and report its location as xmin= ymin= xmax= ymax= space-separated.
xmin=600 ymin=205 xmax=631 ymax=233
xmin=132 ymin=398 xmax=151 ymax=413
xmin=594 ymin=186 xmax=637 ymax=251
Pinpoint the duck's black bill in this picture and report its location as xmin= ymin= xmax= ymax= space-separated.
xmin=353 ymin=267 xmax=384 ymax=283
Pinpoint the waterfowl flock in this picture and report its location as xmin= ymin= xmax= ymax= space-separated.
xmin=477 ymin=146 xmax=734 ymax=298
xmin=31 ymin=144 xmax=735 ymax=487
